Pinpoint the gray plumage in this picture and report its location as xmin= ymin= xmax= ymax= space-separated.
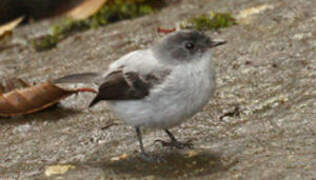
xmin=54 ymin=30 xmax=226 ymax=160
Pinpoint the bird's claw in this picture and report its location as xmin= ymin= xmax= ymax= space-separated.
xmin=155 ymin=139 xmax=194 ymax=149
xmin=138 ymin=152 xmax=166 ymax=163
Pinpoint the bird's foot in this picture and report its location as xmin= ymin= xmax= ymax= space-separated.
xmin=138 ymin=152 xmax=165 ymax=163
xmin=155 ymin=139 xmax=194 ymax=149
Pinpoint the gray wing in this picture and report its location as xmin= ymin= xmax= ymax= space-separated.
xmin=89 ymin=69 xmax=170 ymax=107
xmin=53 ymin=50 xmax=171 ymax=107
xmin=88 ymin=49 xmax=171 ymax=107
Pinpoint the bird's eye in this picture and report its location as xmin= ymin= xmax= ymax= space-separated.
xmin=185 ymin=42 xmax=194 ymax=50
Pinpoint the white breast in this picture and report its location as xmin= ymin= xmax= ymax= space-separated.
xmin=107 ymin=52 xmax=216 ymax=129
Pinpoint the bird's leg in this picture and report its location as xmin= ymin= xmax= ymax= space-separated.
xmin=136 ymin=127 xmax=147 ymax=155
xmin=136 ymin=127 xmax=162 ymax=162
xmin=155 ymin=129 xmax=193 ymax=149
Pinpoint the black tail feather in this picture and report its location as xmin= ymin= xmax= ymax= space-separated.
xmin=53 ymin=72 xmax=101 ymax=84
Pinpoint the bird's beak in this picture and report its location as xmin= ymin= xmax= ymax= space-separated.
xmin=208 ymin=39 xmax=227 ymax=48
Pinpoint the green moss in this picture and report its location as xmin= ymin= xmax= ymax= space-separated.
xmin=52 ymin=20 xmax=91 ymax=37
xmin=30 ymin=34 xmax=59 ymax=52
xmin=89 ymin=0 xmax=155 ymax=28
xmin=31 ymin=0 xmax=159 ymax=51
xmin=181 ymin=11 xmax=237 ymax=31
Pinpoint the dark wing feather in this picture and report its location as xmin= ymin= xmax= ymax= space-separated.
xmin=89 ymin=71 xmax=151 ymax=107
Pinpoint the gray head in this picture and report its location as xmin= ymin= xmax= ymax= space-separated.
xmin=152 ymin=30 xmax=226 ymax=64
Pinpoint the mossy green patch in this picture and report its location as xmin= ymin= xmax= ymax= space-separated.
xmin=31 ymin=0 xmax=160 ymax=52
xmin=30 ymin=34 xmax=59 ymax=52
xmin=181 ymin=11 xmax=237 ymax=31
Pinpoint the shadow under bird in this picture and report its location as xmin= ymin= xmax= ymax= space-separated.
xmin=54 ymin=30 xmax=226 ymax=161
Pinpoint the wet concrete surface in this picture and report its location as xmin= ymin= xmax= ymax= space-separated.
xmin=0 ymin=0 xmax=315 ymax=179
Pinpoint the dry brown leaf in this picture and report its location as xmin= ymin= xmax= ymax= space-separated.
xmin=0 ymin=17 xmax=23 ymax=39
xmin=66 ymin=0 xmax=107 ymax=20
xmin=0 ymin=79 xmax=96 ymax=117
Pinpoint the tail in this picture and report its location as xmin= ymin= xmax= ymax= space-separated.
xmin=53 ymin=72 xmax=101 ymax=84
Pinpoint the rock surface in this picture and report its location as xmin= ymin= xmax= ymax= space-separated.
xmin=0 ymin=0 xmax=315 ymax=179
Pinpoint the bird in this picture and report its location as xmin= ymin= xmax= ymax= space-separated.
xmin=54 ymin=30 xmax=226 ymax=160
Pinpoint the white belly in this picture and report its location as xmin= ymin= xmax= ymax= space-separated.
xmin=107 ymin=57 xmax=216 ymax=129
